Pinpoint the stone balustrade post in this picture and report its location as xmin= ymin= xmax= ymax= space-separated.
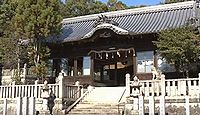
xmin=149 ymin=96 xmax=155 ymax=115
xmin=12 ymin=81 xmax=16 ymax=98
xmin=81 ymin=87 xmax=84 ymax=97
xmin=75 ymin=81 xmax=80 ymax=98
xmin=125 ymin=73 xmax=130 ymax=97
xmin=87 ymin=85 xmax=93 ymax=92
xmin=185 ymin=96 xmax=190 ymax=115
xmin=22 ymin=97 xmax=28 ymax=115
xmin=139 ymin=96 xmax=144 ymax=115
xmin=58 ymin=72 xmax=64 ymax=98
xmin=160 ymin=96 xmax=165 ymax=115
xmin=16 ymin=97 xmax=22 ymax=115
xmin=34 ymin=80 xmax=38 ymax=98
xmin=29 ymin=97 xmax=36 ymax=115
xmin=40 ymin=80 xmax=50 ymax=114
xmin=161 ymin=74 xmax=166 ymax=96
xmin=23 ymin=63 xmax=27 ymax=78
xmin=3 ymin=99 xmax=7 ymax=115
xmin=11 ymin=69 xmax=14 ymax=77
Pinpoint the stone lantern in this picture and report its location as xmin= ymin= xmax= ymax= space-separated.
xmin=130 ymin=76 xmax=142 ymax=97
xmin=130 ymin=76 xmax=142 ymax=114
xmin=41 ymin=80 xmax=50 ymax=114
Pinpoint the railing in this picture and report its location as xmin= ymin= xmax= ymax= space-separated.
xmin=140 ymin=80 xmax=161 ymax=96
xmin=126 ymin=73 xmax=200 ymax=98
xmin=63 ymin=84 xmax=82 ymax=99
xmin=165 ymin=78 xmax=199 ymax=97
xmin=124 ymin=95 xmax=193 ymax=115
xmin=65 ymin=85 xmax=94 ymax=114
xmin=118 ymin=88 xmax=126 ymax=115
xmin=0 ymin=73 xmax=82 ymax=99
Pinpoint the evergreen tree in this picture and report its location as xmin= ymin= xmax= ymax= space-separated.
xmin=107 ymin=0 xmax=128 ymax=11
xmin=0 ymin=0 xmax=18 ymax=68
xmin=0 ymin=0 xmax=63 ymax=81
xmin=155 ymin=27 xmax=200 ymax=77
xmin=61 ymin=0 xmax=108 ymax=18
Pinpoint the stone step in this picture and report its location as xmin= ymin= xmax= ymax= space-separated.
xmin=74 ymin=106 xmax=124 ymax=109
xmin=67 ymin=113 xmax=118 ymax=115
xmin=79 ymin=102 xmax=119 ymax=104
xmin=83 ymin=87 xmax=126 ymax=103
xmin=66 ymin=87 xmax=126 ymax=115
xmin=75 ymin=104 xmax=124 ymax=109
xmin=70 ymin=109 xmax=120 ymax=113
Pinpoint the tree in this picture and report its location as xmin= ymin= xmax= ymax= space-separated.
xmin=0 ymin=0 xmax=18 ymax=67
xmin=14 ymin=0 xmax=62 ymax=81
xmin=155 ymin=27 xmax=200 ymax=77
xmin=61 ymin=0 xmax=108 ymax=18
xmin=0 ymin=0 xmax=63 ymax=81
xmin=129 ymin=5 xmax=146 ymax=9
xmin=107 ymin=0 xmax=128 ymax=11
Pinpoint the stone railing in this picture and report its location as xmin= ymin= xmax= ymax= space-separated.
xmin=126 ymin=73 xmax=200 ymax=98
xmin=0 ymin=73 xmax=82 ymax=99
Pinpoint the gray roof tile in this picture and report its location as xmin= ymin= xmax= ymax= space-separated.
xmin=48 ymin=1 xmax=199 ymax=43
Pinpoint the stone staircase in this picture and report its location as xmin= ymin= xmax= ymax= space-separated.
xmin=66 ymin=87 xmax=126 ymax=115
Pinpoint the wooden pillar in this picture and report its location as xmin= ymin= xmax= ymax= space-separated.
xmin=74 ymin=58 xmax=78 ymax=76
xmin=58 ymin=73 xmax=64 ymax=98
xmin=153 ymin=51 xmax=158 ymax=68
xmin=115 ymin=63 xmax=118 ymax=85
xmin=90 ymin=56 xmax=94 ymax=79
xmin=132 ymin=49 xmax=136 ymax=77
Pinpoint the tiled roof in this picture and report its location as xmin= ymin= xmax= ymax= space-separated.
xmin=48 ymin=1 xmax=199 ymax=43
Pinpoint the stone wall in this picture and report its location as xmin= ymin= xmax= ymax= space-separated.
xmin=0 ymin=98 xmax=64 ymax=115
xmin=125 ymin=97 xmax=200 ymax=115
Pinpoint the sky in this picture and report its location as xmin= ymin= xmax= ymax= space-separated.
xmin=100 ymin=0 xmax=162 ymax=6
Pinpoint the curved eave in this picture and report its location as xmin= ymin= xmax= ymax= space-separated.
xmin=81 ymin=23 xmax=129 ymax=39
xmin=46 ymin=1 xmax=197 ymax=43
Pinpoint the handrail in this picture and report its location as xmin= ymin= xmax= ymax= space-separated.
xmin=64 ymin=86 xmax=83 ymax=106
xmin=118 ymin=88 xmax=126 ymax=115
xmin=65 ymin=88 xmax=92 ymax=114
xmin=65 ymin=85 xmax=83 ymax=99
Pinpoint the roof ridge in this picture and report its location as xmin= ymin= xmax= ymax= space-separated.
xmin=62 ymin=1 xmax=194 ymax=24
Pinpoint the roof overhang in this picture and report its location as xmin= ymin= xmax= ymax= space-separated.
xmin=46 ymin=1 xmax=200 ymax=43
xmin=82 ymin=23 xmax=129 ymax=39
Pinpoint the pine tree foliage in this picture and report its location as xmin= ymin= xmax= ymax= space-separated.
xmin=107 ymin=0 xmax=128 ymax=11
xmin=155 ymin=27 xmax=200 ymax=77
xmin=61 ymin=0 xmax=108 ymax=18
xmin=0 ymin=0 xmax=63 ymax=81
xmin=0 ymin=0 xmax=18 ymax=67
